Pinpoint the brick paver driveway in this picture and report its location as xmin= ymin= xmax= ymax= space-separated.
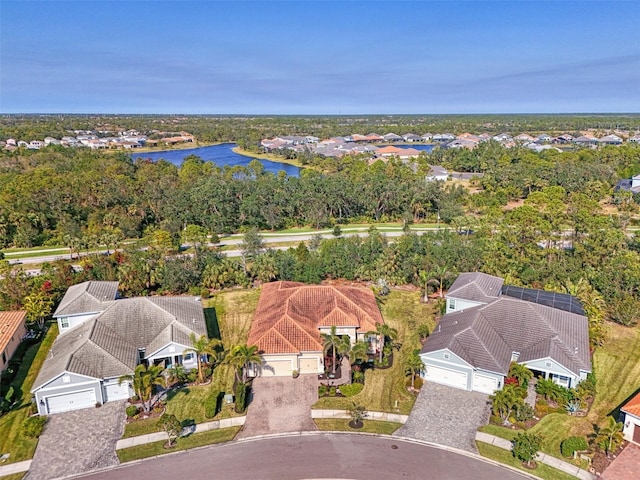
xmin=237 ymin=374 xmax=318 ymax=438
xmin=26 ymin=401 xmax=126 ymax=480
xmin=395 ymin=382 xmax=491 ymax=452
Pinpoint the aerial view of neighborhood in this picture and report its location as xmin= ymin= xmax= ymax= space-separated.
xmin=1 ymin=1 xmax=639 ymax=480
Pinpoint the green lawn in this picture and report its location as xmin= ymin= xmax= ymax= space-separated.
xmin=0 ymin=473 xmax=26 ymax=480
xmin=313 ymin=419 xmax=402 ymax=434
xmin=476 ymin=442 xmax=578 ymax=480
xmin=313 ymin=290 xmax=436 ymax=414
xmin=117 ymin=426 xmax=240 ymax=463
xmin=480 ymin=322 xmax=640 ymax=461
xmin=0 ymin=325 xmax=58 ymax=464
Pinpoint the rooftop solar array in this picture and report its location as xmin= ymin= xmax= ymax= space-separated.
xmin=501 ymin=285 xmax=585 ymax=316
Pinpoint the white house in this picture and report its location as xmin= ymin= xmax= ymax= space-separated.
xmin=32 ymin=281 xmax=206 ymax=415
xmin=420 ymin=273 xmax=591 ymax=394
xmin=622 ymin=392 xmax=640 ymax=445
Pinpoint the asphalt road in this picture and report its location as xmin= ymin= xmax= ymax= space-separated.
xmin=76 ymin=434 xmax=532 ymax=480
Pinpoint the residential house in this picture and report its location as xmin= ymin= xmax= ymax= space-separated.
xmin=599 ymin=134 xmax=623 ymax=145
xmin=574 ymin=135 xmax=599 ymax=146
xmin=420 ymin=272 xmax=591 ymax=394
xmin=246 ymin=282 xmax=384 ymax=377
xmin=515 ymin=134 xmax=535 ymax=143
xmin=0 ymin=311 xmax=27 ymax=372
xmin=402 ymin=133 xmax=422 ymax=142
xmin=32 ymin=281 xmax=206 ymax=415
xmin=421 ymin=133 xmax=434 ymax=142
xmin=622 ymin=392 xmax=640 ymax=445
xmin=447 ymin=139 xmax=478 ymax=150
xmin=382 ymin=133 xmax=403 ymax=142
xmin=433 ymin=133 xmax=455 ymax=142
xmin=425 ymin=165 xmax=449 ymax=182
xmin=615 ymin=174 xmax=640 ymax=194
xmin=629 ymin=135 xmax=640 ymax=144
xmin=553 ymin=134 xmax=574 ymax=144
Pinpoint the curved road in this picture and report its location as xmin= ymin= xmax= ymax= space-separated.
xmin=78 ymin=433 xmax=532 ymax=480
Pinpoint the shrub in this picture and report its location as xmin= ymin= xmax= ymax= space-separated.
xmin=318 ymin=385 xmax=328 ymax=396
xmin=352 ymin=371 xmax=365 ymax=384
xmin=205 ymin=390 xmax=220 ymax=418
xmin=515 ymin=403 xmax=534 ymax=422
xmin=22 ymin=416 xmax=47 ymax=438
xmin=340 ymin=383 xmax=364 ymax=397
xmin=413 ymin=377 xmax=424 ymax=390
xmin=561 ymin=436 xmax=588 ymax=457
xmin=235 ymin=382 xmax=249 ymax=413
xmin=512 ymin=431 xmax=543 ymax=468
xmin=329 ymin=386 xmax=337 ymax=396
xmin=186 ymin=371 xmax=198 ymax=384
xmin=126 ymin=405 xmax=139 ymax=417
xmin=575 ymin=372 xmax=596 ymax=402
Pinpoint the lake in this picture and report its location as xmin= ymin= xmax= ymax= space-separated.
xmin=131 ymin=143 xmax=302 ymax=177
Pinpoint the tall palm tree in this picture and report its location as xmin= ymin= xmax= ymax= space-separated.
xmin=418 ymin=269 xmax=440 ymax=303
xmin=225 ymin=344 xmax=262 ymax=384
xmin=374 ymin=323 xmax=398 ymax=363
xmin=508 ymin=362 xmax=533 ymax=388
xmin=596 ymin=416 xmax=624 ymax=458
xmin=119 ymin=364 xmax=166 ymax=413
xmin=321 ymin=326 xmax=349 ymax=374
xmin=183 ymin=333 xmax=223 ymax=384
xmin=404 ymin=349 xmax=425 ymax=389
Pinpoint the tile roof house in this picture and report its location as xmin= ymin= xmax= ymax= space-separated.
xmin=32 ymin=281 xmax=207 ymax=415
xmin=0 ymin=311 xmax=27 ymax=372
xmin=622 ymin=391 xmax=640 ymax=445
xmin=246 ymin=281 xmax=384 ymax=377
xmin=420 ymin=272 xmax=591 ymax=394
xmin=425 ymin=165 xmax=449 ymax=182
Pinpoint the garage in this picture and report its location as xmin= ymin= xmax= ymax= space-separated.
xmin=261 ymin=360 xmax=292 ymax=376
xmin=299 ymin=357 xmax=319 ymax=374
xmin=472 ymin=373 xmax=498 ymax=394
xmin=45 ymin=389 xmax=97 ymax=414
xmin=424 ymin=365 xmax=468 ymax=390
xmin=103 ymin=380 xmax=131 ymax=402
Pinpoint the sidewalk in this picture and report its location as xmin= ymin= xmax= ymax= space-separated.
xmin=116 ymin=416 xmax=246 ymax=450
xmin=475 ymin=431 xmax=596 ymax=480
xmin=0 ymin=460 xmax=32 ymax=476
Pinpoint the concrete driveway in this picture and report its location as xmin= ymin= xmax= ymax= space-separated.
xmin=237 ymin=375 xmax=318 ymax=438
xmin=395 ymin=382 xmax=491 ymax=452
xmin=26 ymin=401 xmax=126 ymax=480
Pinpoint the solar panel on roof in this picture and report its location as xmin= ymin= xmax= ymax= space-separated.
xmin=501 ymin=285 xmax=585 ymax=316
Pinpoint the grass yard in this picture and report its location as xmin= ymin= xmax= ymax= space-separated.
xmin=117 ymin=426 xmax=240 ymax=463
xmin=313 ymin=290 xmax=436 ymax=414
xmin=476 ymin=442 xmax=578 ymax=480
xmin=0 ymin=324 xmax=58 ymax=464
xmin=0 ymin=474 xmax=26 ymax=480
xmin=480 ymin=322 xmax=640 ymax=461
xmin=313 ymin=419 xmax=402 ymax=435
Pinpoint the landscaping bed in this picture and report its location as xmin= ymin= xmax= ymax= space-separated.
xmin=313 ymin=419 xmax=402 ymax=435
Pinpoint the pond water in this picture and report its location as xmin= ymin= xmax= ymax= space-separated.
xmin=131 ymin=143 xmax=302 ymax=177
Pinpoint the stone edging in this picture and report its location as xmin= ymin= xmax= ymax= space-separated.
xmin=311 ymin=409 xmax=409 ymax=424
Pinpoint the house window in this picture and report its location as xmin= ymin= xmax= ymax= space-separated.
xmin=545 ymin=361 xmax=552 ymax=368
xmin=448 ymin=299 xmax=456 ymax=310
xmin=138 ymin=348 xmax=146 ymax=363
xmin=60 ymin=317 xmax=70 ymax=329
xmin=184 ymin=353 xmax=194 ymax=362
xmin=443 ymin=353 xmax=450 ymax=360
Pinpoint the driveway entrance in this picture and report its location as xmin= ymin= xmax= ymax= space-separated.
xmin=26 ymin=400 xmax=126 ymax=480
xmin=396 ymin=382 xmax=491 ymax=452
xmin=237 ymin=374 xmax=318 ymax=438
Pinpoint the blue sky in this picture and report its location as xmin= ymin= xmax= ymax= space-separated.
xmin=1 ymin=1 xmax=639 ymax=114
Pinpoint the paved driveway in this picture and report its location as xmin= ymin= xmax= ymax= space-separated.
xmin=27 ymin=401 xmax=126 ymax=480
xmin=237 ymin=375 xmax=317 ymax=438
xmin=395 ymin=382 xmax=491 ymax=452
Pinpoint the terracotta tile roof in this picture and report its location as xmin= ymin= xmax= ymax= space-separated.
xmin=0 ymin=311 xmax=26 ymax=354
xmin=622 ymin=391 xmax=640 ymax=417
xmin=248 ymin=282 xmax=384 ymax=354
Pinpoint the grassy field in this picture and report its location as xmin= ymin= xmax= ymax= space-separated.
xmin=116 ymin=427 xmax=240 ymax=463
xmin=313 ymin=290 xmax=436 ymax=414
xmin=476 ymin=442 xmax=578 ymax=480
xmin=480 ymin=322 xmax=640 ymax=460
xmin=0 ymin=473 xmax=26 ymax=480
xmin=313 ymin=419 xmax=402 ymax=434
xmin=232 ymin=146 xmax=304 ymax=167
xmin=0 ymin=325 xmax=58 ymax=464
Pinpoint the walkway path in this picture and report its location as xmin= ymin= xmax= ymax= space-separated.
xmin=475 ymin=431 xmax=596 ymax=480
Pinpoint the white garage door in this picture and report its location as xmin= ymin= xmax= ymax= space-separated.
xmin=261 ymin=360 xmax=292 ymax=376
xmin=472 ymin=374 xmax=498 ymax=394
xmin=46 ymin=389 xmax=97 ymax=414
xmin=104 ymin=381 xmax=131 ymax=402
xmin=299 ymin=358 xmax=319 ymax=374
xmin=425 ymin=365 xmax=468 ymax=390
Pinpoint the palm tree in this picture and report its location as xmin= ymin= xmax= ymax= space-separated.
xmin=119 ymin=364 xmax=166 ymax=413
xmin=431 ymin=265 xmax=453 ymax=298
xmin=404 ymin=349 xmax=425 ymax=389
xmin=418 ymin=269 xmax=440 ymax=303
xmin=374 ymin=323 xmax=398 ymax=363
xmin=347 ymin=341 xmax=369 ymax=366
xmin=507 ymin=362 xmax=533 ymax=388
xmin=596 ymin=416 xmax=624 ymax=458
xmin=225 ymin=344 xmax=262 ymax=384
xmin=321 ymin=326 xmax=349 ymax=374
xmin=183 ymin=333 xmax=223 ymax=384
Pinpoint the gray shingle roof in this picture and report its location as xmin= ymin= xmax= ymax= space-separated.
xmin=53 ymin=281 xmax=119 ymax=317
xmin=421 ymin=296 xmax=591 ymax=376
xmin=33 ymin=295 xmax=206 ymax=391
xmin=446 ymin=272 xmax=504 ymax=304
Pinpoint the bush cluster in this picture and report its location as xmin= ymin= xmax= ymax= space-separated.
xmin=22 ymin=416 xmax=47 ymax=438
xmin=235 ymin=383 xmax=249 ymax=413
xmin=561 ymin=436 xmax=588 ymax=457
xmin=126 ymin=405 xmax=139 ymax=418
xmin=205 ymin=390 xmax=222 ymax=418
